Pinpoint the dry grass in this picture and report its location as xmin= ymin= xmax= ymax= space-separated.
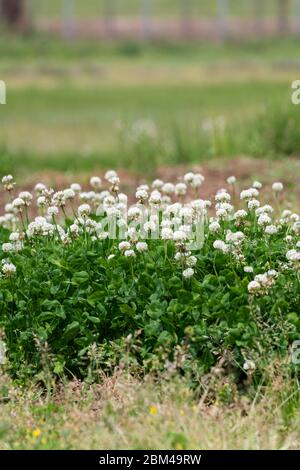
xmin=1 ymin=365 xmax=300 ymax=450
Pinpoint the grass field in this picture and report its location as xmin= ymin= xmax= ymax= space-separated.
xmin=0 ymin=36 xmax=299 ymax=177
xmin=1 ymin=33 xmax=300 ymax=451
xmin=30 ymin=0 xmax=284 ymax=19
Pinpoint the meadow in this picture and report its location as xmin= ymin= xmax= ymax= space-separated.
xmin=30 ymin=0 xmax=281 ymax=20
xmin=1 ymin=35 xmax=300 ymax=178
xmin=1 ymin=33 xmax=300 ymax=450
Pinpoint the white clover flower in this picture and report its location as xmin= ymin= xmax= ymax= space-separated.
xmin=191 ymin=173 xmax=205 ymax=188
xmin=255 ymin=205 xmax=274 ymax=216
xmin=37 ymin=196 xmax=47 ymax=207
xmin=103 ymin=195 xmax=116 ymax=209
xmin=127 ymin=227 xmax=138 ymax=241
xmin=213 ymin=240 xmax=229 ymax=253
xmin=119 ymin=241 xmax=131 ymax=252
xmin=254 ymin=273 xmax=269 ymax=285
xmin=90 ymin=176 xmax=102 ymax=189
xmin=191 ymin=199 xmax=211 ymax=211
xmin=173 ymin=230 xmax=188 ymax=242
xmin=78 ymin=204 xmax=91 ymax=217
xmin=216 ymin=208 xmax=227 ymax=219
xmin=247 ymin=280 xmax=261 ymax=294
xmin=215 ymin=191 xmax=231 ymax=202
xmin=69 ymin=224 xmax=80 ymax=236
xmin=12 ymin=198 xmax=25 ymax=210
xmin=209 ymin=221 xmax=221 ymax=233
xmin=136 ymin=242 xmax=148 ymax=253
xmin=258 ymin=213 xmax=272 ymax=226
xmin=247 ymin=199 xmax=260 ymax=210
xmin=161 ymin=219 xmax=172 ymax=228
xmin=2 ymin=175 xmax=13 ymax=184
xmin=282 ymin=209 xmax=292 ymax=219
xmin=9 ymin=232 xmax=21 ymax=242
xmin=136 ymin=189 xmax=148 ymax=202
xmin=272 ymin=182 xmax=283 ymax=192
xmin=267 ymin=269 xmax=278 ymax=278
xmin=124 ymin=249 xmax=136 ymax=258
xmin=291 ymin=213 xmax=300 ymax=222
xmin=2 ymin=262 xmax=16 ymax=277
xmin=161 ymin=227 xmax=174 ymax=240
xmin=4 ymin=203 xmax=13 ymax=213
xmin=179 ymin=224 xmax=192 ymax=236
xmin=285 ymin=235 xmax=293 ymax=243
xmin=226 ymin=230 xmax=245 ymax=244
xmin=252 ymin=181 xmax=262 ymax=189
xmin=105 ymin=170 xmax=118 ymax=182
xmin=143 ymin=221 xmax=157 ymax=232
xmin=162 ymin=183 xmax=175 ymax=195
xmin=265 ymin=225 xmax=278 ymax=235
xmin=183 ymin=268 xmax=194 ymax=279
xmin=48 ymin=206 xmax=59 ymax=217
xmin=186 ymin=256 xmax=197 ymax=267
xmin=243 ymin=360 xmax=256 ymax=371
xmin=118 ymin=193 xmax=128 ymax=205
xmin=292 ymin=222 xmax=300 ymax=234
xmin=151 ymin=179 xmax=164 ymax=189
xmin=183 ymin=172 xmax=195 ymax=184
xmin=240 ymin=188 xmax=259 ymax=200
xmin=2 ymin=175 xmax=15 ymax=191
xmin=234 ymin=209 xmax=248 ymax=219
xmin=244 ymin=266 xmax=254 ymax=273
xmin=175 ymin=182 xmax=187 ymax=196
xmin=227 ymin=176 xmax=236 ymax=185
xmin=128 ymin=206 xmax=142 ymax=221
xmin=19 ymin=191 xmax=33 ymax=205
xmin=180 ymin=206 xmax=193 ymax=222
xmin=63 ymin=188 xmax=75 ymax=200
xmin=286 ymin=249 xmax=300 ymax=262
xmin=34 ymin=182 xmax=47 ymax=194
xmin=149 ymin=190 xmax=161 ymax=205
xmin=70 ymin=183 xmax=81 ymax=193
xmin=137 ymin=184 xmax=149 ymax=192
xmin=2 ymin=243 xmax=14 ymax=253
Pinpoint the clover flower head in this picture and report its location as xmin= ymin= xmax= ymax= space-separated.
xmin=272 ymin=182 xmax=283 ymax=192
xmin=183 ymin=268 xmax=194 ymax=279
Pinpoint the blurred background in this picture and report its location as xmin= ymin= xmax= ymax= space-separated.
xmin=0 ymin=0 xmax=300 ymax=189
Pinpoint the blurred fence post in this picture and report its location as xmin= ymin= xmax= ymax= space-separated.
xmin=141 ymin=0 xmax=152 ymax=40
xmin=103 ymin=0 xmax=116 ymax=38
xmin=181 ymin=0 xmax=192 ymax=38
xmin=277 ymin=0 xmax=290 ymax=35
xmin=217 ymin=0 xmax=229 ymax=41
xmin=62 ymin=0 xmax=74 ymax=39
xmin=0 ymin=0 xmax=26 ymax=28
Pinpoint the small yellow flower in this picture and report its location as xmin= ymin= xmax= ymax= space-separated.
xmin=149 ymin=405 xmax=158 ymax=415
xmin=175 ymin=443 xmax=184 ymax=450
xmin=32 ymin=428 xmax=42 ymax=438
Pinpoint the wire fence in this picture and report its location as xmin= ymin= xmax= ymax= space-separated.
xmin=25 ymin=0 xmax=300 ymax=40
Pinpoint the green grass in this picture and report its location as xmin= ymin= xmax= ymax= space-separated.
xmin=0 ymin=36 xmax=299 ymax=176
xmin=29 ymin=0 xmax=283 ymax=19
